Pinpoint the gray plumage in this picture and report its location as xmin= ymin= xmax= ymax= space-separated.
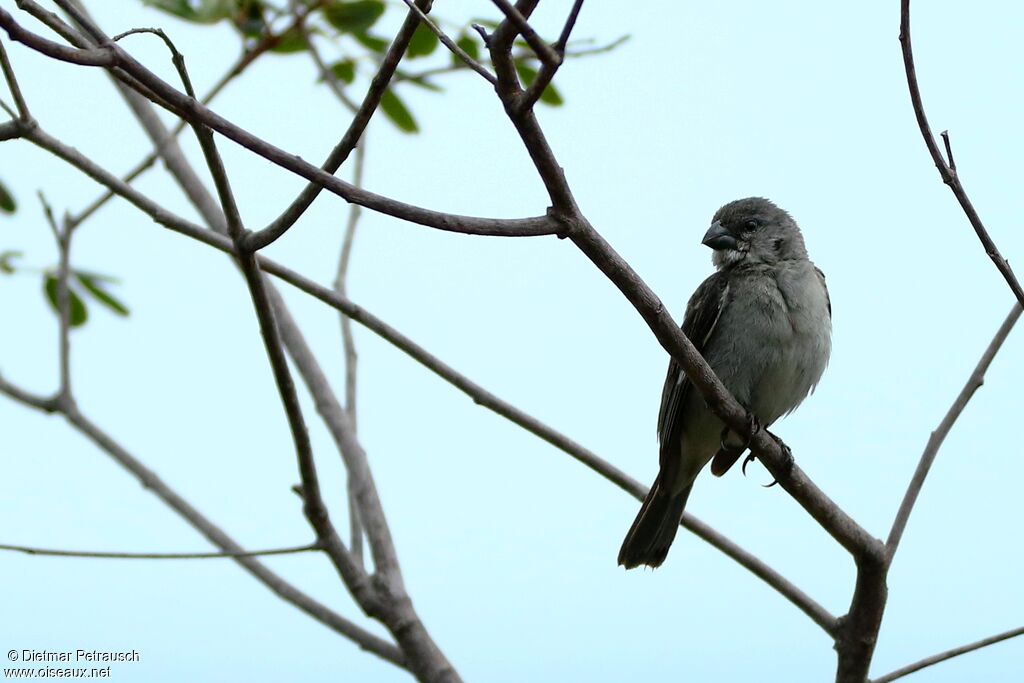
xmin=618 ymin=197 xmax=831 ymax=569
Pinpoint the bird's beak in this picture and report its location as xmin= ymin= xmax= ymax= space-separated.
xmin=701 ymin=221 xmax=738 ymax=250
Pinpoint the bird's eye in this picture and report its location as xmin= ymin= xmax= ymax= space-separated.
xmin=742 ymin=219 xmax=758 ymax=232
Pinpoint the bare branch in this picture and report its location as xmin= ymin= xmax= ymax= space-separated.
xmin=0 ymin=542 xmax=320 ymax=560
xmin=151 ymin=23 xmax=372 ymax=606
xmin=899 ymin=0 xmax=1024 ymax=306
xmin=0 ymin=36 xmax=30 ymax=119
xmin=400 ymin=0 xmax=497 ymax=85
xmin=43 ymin=7 xmax=460 ymax=674
xmin=336 ymin=143 xmax=366 ymax=565
xmin=336 ymin=143 xmax=364 ymax=430
xmin=245 ymin=0 xmax=433 ymax=250
xmin=66 ymin=7 xmax=319 ymax=231
xmin=553 ymin=0 xmax=585 ymax=53
xmin=291 ymin=0 xmax=358 ymax=113
xmin=0 ymin=377 xmax=404 ymax=667
xmin=37 ymin=192 xmax=74 ymax=405
xmin=491 ymin=0 xmax=560 ymax=66
xmin=0 ymin=7 xmax=557 ymax=238
xmin=872 ymin=625 xmax=1024 ymax=683
xmin=521 ymin=0 xmax=583 ymax=109
xmin=886 ymin=303 xmax=1021 ymax=558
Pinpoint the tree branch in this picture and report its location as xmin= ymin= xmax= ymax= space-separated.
xmin=399 ymin=0 xmax=496 ymax=85
xmin=521 ymin=0 xmax=583 ymax=110
xmin=0 ymin=35 xmax=30 ymax=119
xmin=48 ymin=6 xmax=460 ymax=675
xmin=886 ymin=303 xmax=1021 ymax=559
xmin=244 ymin=0 xmax=432 ymax=250
xmin=899 ymin=0 xmax=1024 ymax=306
xmin=0 ymin=6 xmax=558 ymax=238
xmin=0 ymin=376 xmax=404 ymax=668
xmin=37 ymin=192 xmax=74 ymax=406
xmin=872 ymin=625 xmax=1024 ymax=683
xmin=336 ymin=143 xmax=365 ymax=565
xmin=491 ymin=0 xmax=560 ymax=66
xmin=0 ymin=542 xmax=320 ymax=560
xmin=148 ymin=20 xmax=376 ymax=620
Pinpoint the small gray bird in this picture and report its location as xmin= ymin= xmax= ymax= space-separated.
xmin=618 ymin=197 xmax=831 ymax=569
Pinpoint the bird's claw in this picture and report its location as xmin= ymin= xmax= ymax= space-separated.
xmin=741 ymin=452 xmax=757 ymax=477
xmin=761 ymin=430 xmax=794 ymax=487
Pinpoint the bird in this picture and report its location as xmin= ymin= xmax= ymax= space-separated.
xmin=618 ymin=197 xmax=831 ymax=569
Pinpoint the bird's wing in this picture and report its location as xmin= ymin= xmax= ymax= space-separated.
xmin=657 ymin=271 xmax=730 ymax=476
xmin=814 ymin=266 xmax=831 ymax=318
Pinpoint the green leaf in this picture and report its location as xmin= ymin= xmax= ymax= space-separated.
xmin=538 ymin=82 xmax=563 ymax=106
xmin=395 ymin=69 xmax=442 ymax=92
xmin=407 ymin=22 xmax=439 ymax=58
xmin=43 ymin=274 xmax=88 ymax=328
xmin=143 ymin=0 xmax=234 ymax=23
xmin=270 ymin=26 xmax=308 ymax=53
xmin=514 ymin=61 xmax=563 ymax=106
xmin=323 ymin=0 xmax=385 ymax=33
xmin=0 ymin=250 xmax=22 ymax=274
xmin=453 ymin=33 xmax=480 ymax=65
xmin=0 ymin=180 xmax=15 ymax=214
xmin=327 ymin=58 xmax=356 ymax=84
xmin=75 ymin=272 xmax=130 ymax=317
xmin=379 ymin=89 xmax=418 ymax=133
xmin=233 ymin=0 xmax=266 ymax=37
xmin=353 ymin=31 xmax=389 ymax=53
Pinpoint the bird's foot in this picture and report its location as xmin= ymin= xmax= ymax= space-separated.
xmin=736 ymin=412 xmax=761 ymax=476
xmin=761 ymin=430 xmax=795 ymax=488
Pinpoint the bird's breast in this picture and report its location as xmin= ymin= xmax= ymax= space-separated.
xmin=708 ymin=264 xmax=831 ymax=425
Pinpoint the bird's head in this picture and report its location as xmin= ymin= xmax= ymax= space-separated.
xmin=702 ymin=197 xmax=807 ymax=269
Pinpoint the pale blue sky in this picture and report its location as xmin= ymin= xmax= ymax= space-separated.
xmin=1 ymin=1 xmax=1022 ymax=681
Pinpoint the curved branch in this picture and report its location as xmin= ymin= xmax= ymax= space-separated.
xmin=872 ymin=625 xmax=1024 ymax=683
xmin=899 ymin=0 xmax=1024 ymax=306
xmin=0 ymin=542 xmax=320 ymax=560
xmin=245 ymin=0 xmax=432 ymax=250
xmin=886 ymin=303 xmax=1021 ymax=559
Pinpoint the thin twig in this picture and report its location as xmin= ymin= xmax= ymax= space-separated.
xmin=335 ymin=142 xmax=365 ymax=565
xmin=872 ymin=625 xmax=1024 ymax=683
xmin=38 ymin=192 xmax=74 ymax=404
xmin=886 ymin=303 xmax=1021 ymax=559
xmin=0 ymin=376 xmax=404 ymax=667
xmin=245 ymin=0 xmax=434 ymax=250
xmin=336 ymin=143 xmax=364 ymax=429
xmin=290 ymin=0 xmax=358 ymax=113
xmin=553 ymin=0 xmax=585 ymax=53
xmin=0 ymin=36 xmax=30 ymax=119
xmin=520 ymin=0 xmax=583 ymax=109
xmin=490 ymin=0 xmax=560 ymax=65
xmin=152 ymin=22 xmax=370 ymax=599
xmin=66 ymin=8 xmax=316 ymax=231
xmin=400 ymin=0 xmax=496 ymax=84
xmin=940 ymin=130 xmax=955 ymax=172
xmin=0 ymin=542 xmax=321 ymax=560
xmin=0 ymin=7 xmax=557 ymax=238
xmin=899 ymin=0 xmax=1024 ymax=306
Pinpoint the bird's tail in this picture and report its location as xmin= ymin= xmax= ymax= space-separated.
xmin=617 ymin=481 xmax=692 ymax=569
